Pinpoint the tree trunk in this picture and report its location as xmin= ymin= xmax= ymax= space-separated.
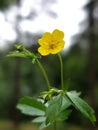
xmin=10 ymin=57 xmax=21 ymax=130
xmin=87 ymin=0 xmax=96 ymax=130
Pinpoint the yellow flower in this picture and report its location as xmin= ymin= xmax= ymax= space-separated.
xmin=38 ymin=29 xmax=65 ymax=56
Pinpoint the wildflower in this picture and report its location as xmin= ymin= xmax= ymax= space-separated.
xmin=38 ymin=29 xmax=65 ymax=56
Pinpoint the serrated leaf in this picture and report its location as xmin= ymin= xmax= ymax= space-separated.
xmin=17 ymin=96 xmax=46 ymax=116
xmin=46 ymin=94 xmax=62 ymax=125
xmin=61 ymin=95 xmax=71 ymax=111
xmin=56 ymin=109 xmax=72 ymax=121
xmin=68 ymin=91 xmax=81 ymax=96
xmin=66 ymin=91 xmax=96 ymax=123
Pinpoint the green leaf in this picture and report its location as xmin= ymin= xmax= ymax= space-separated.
xmin=56 ymin=109 xmax=72 ymax=122
xmin=17 ymin=96 xmax=46 ymax=116
xmin=15 ymin=44 xmax=25 ymax=51
xmin=39 ymin=122 xmax=50 ymax=130
xmin=32 ymin=116 xmax=46 ymax=123
xmin=7 ymin=44 xmax=36 ymax=60
xmin=61 ymin=95 xmax=71 ymax=111
xmin=7 ymin=51 xmax=27 ymax=58
xmin=66 ymin=91 xmax=96 ymax=123
xmin=46 ymin=94 xmax=62 ymax=125
xmin=32 ymin=58 xmax=36 ymax=64
xmin=45 ymin=94 xmax=72 ymax=125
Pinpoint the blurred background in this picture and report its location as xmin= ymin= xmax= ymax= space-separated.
xmin=0 ymin=0 xmax=98 ymax=130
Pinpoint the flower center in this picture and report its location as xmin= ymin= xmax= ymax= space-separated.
xmin=49 ymin=40 xmax=58 ymax=49
xmin=50 ymin=44 xmax=56 ymax=49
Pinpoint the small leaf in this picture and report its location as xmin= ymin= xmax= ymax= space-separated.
xmin=32 ymin=58 xmax=36 ymax=64
xmin=7 ymin=51 xmax=27 ymax=58
xmin=7 ymin=44 xmax=36 ymax=60
xmin=17 ymin=96 xmax=46 ymax=116
xmin=32 ymin=116 xmax=46 ymax=123
xmin=40 ymin=88 xmax=63 ymax=100
xmin=66 ymin=91 xmax=96 ymax=124
xmin=15 ymin=44 xmax=25 ymax=51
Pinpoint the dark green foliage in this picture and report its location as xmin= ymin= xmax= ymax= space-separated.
xmin=66 ymin=91 xmax=96 ymax=123
xmin=0 ymin=0 xmax=16 ymax=10
xmin=16 ymin=90 xmax=96 ymax=129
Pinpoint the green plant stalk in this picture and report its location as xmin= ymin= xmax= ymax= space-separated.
xmin=58 ymin=53 xmax=64 ymax=90
xmin=37 ymin=60 xmax=51 ymax=90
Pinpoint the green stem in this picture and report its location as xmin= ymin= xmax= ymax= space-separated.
xmin=57 ymin=53 xmax=64 ymax=90
xmin=37 ymin=60 xmax=51 ymax=90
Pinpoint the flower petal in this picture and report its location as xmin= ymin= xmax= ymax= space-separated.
xmin=38 ymin=47 xmax=50 ymax=56
xmin=38 ymin=32 xmax=51 ymax=46
xmin=52 ymin=29 xmax=64 ymax=41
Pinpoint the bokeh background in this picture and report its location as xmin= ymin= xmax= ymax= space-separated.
xmin=0 ymin=0 xmax=98 ymax=130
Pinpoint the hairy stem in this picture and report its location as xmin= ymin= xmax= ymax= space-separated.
xmin=37 ymin=60 xmax=51 ymax=90
xmin=58 ymin=53 xmax=64 ymax=90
